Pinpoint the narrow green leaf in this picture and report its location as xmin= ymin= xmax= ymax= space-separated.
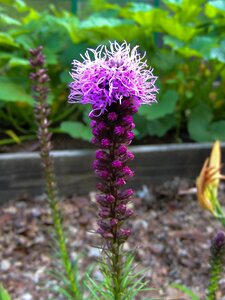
xmin=0 ymin=284 xmax=11 ymax=300
xmin=171 ymin=283 xmax=200 ymax=300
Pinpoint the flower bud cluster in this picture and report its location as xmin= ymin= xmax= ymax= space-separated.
xmin=211 ymin=231 xmax=225 ymax=256
xmin=29 ymin=46 xmax=52 ymax=166
xmin=91 ymin=99 xmax=137 ymax=244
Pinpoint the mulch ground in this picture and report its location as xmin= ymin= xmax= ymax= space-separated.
xmin=1 ymin=179 xmax=225 ymax=300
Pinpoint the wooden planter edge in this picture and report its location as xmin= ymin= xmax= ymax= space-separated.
xmin=0 ymin=143 xmax=225 ymax=203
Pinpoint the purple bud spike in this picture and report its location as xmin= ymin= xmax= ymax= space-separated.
xmin=68 ymin=42 xmax=158 ymax=283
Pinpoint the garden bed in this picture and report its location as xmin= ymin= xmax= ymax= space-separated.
xmin=1 ymin=179 xmax=225 ymax=300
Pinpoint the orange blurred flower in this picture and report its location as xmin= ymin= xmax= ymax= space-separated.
xmin=196 ymin=141 xmax=225 ymax=215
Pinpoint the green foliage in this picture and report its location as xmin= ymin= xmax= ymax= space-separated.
xmin=1 ymin=0 xmax=225 ymax=144
xmin=86 ymin=252 xmax=158 ymax=300
xmin=49 ymin=256 xmax=94 ymax=300
xmin=59 ymin=121 xmax=92 ymax=141
xmin=0 ymin=285 xmax=11 ymax=300
xmin=171 ymin=283 xmax=200 ymax=300
xmin=188 ymin=103 xmax=225 ymax=142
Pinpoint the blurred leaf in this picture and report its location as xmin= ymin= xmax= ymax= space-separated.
xmin=208 ymin=0 xmax=225 ymax=12
xmin=82 ymin=105 xmax=92 ymax=125
xmin=139 ymin=90 xmax=179 ymax=120
xmin=205 ymin=1 xmax=225 ymax=17
xmin=210 ymin=40 xmax=225 ymax=62
xmin=90 ymin=0 xmax=119 ymax=11
xmin=5 ymin=130 xmax=21 ymax=144
xmin=163 ymin=36 xmax=185 ymax=50
xmin=0 ymin=285 xmax=11 ymax=300
xmin=0 ymin=52 xmax=12 ymax=60
xmin=9 ymin=57 xmax=29 ymax=67
xmin=59 ymin=42 xmax=90 ymax=65
xmin=151 ymin=51 xmax=182 ymax=71
xmin=13 ymin=0 xmax=29 ymax=12
xmin=22 ymin=8 xmax=40 ymax=24
xmin=163 ymin=0 xmax=182 ymax=5
xmin=171 ymin=283 xmax=200 ymax=300
xmin=188 ymin=103 xmax=213 ymax=142
xmin=0 ymin=32 xmax=18 ymax=47
xmin=43 ymin=48 xmax=58 ymax=65
xmin=60 ymin=70 xmax=71 ymax=84
xmin=190 ymin=36 xmax=218 ymax=59
xmin=15 ymin=34 xmax=34 ymax=50
xmin=210 ymin=121 xmax=225 ymax=140
xmin=0 ymin=13 xmax=21 ymax=26
xmin=188 ymin=103 xmax=225 ymax=142
xmin=0 ymin=0 xmax=13 ymax=3
xmin=54 ymin=15 xmax=81 ymax=43
xmin=128 ymin=2 xmax=153 ymax=12
xmin=147 ymin=114 xmax=176 ymax=137
xmin=121 ymin=7 xmax=167 ymax=28
xmin=59 ymin=121 xmax=92 ymax=141
xmin=159 ymin=17 xmax=196 ymax=42
xmin=0 ymin=76 xmax=33 ymax=104
xmin=80 ymin=16 xmax=133 ymax=29
xmin=133 ymin=114 xmax=149 ymax=139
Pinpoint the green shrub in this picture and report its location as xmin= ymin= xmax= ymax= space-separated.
xmin=1 ymin=0 xmax=225 ymax=144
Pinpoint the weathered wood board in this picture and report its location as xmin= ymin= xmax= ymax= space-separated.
xmin=0 ymin=143 xmax=225 ymax=203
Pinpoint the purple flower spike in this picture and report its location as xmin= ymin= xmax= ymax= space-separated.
xmin=68 ymin=41 xmax=158 ymax=253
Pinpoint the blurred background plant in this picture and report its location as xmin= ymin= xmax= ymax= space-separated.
xmin=0 ymin=0 xmax=225 ymax=147
xmin=0 ymin=284 xmax=11 ymax=300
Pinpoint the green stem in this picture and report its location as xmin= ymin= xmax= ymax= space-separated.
xmin=110 ymin=141 xmax=123 ymax=300
xmin=39 ymin=113 xmax=81 ymax=299
xmin=111 ymin=244 xmax=122 ymax=300
xmin=42 ymin=152 xmax=81 ymax=298
xmin=206 ymin=234 xmax=225 ymax=300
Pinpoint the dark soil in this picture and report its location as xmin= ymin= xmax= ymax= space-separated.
xmin=1 ymin=179 xmax=225 ymax=300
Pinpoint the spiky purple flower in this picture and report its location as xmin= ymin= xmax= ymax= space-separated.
xmin=68 ymin=41 xmax=158 ymax=249
xmin=69 ymin=41 xmax=158 ymax=116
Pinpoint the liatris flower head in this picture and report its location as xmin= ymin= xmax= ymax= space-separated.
xmin=69 ymin=41 xmax=158 ymax=116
